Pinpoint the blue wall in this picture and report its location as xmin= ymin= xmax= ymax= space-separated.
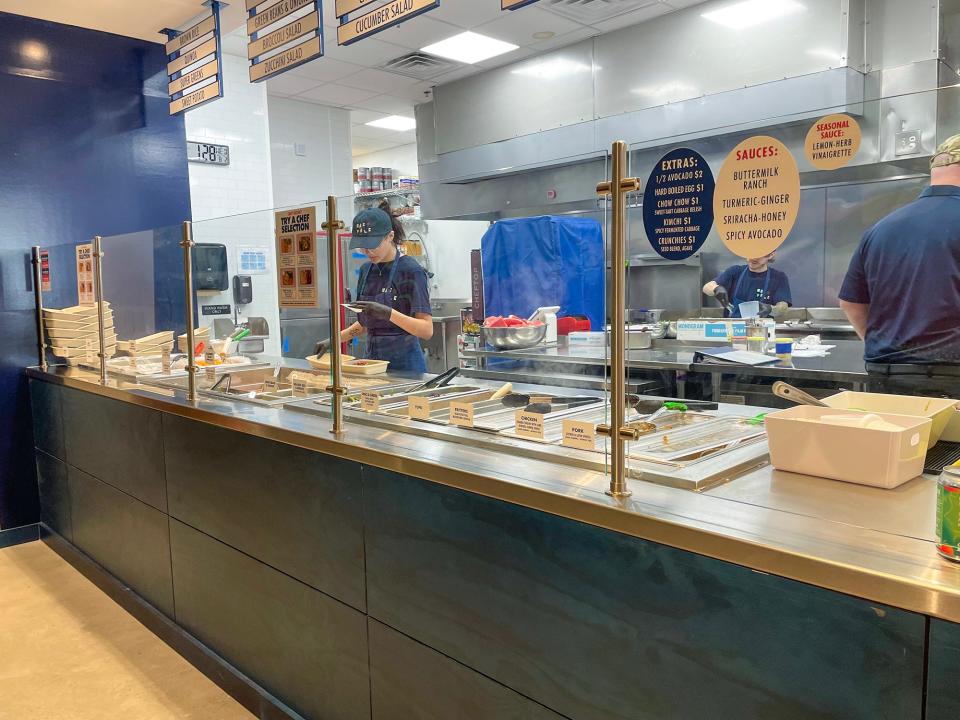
xmin=0 ymin=12 xmax=192 ymax=529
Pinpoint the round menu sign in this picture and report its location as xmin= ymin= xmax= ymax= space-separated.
xmin=804 ymin=113 xmax=861 ymax=170
xmin=642 ymin=148 xmax=715 ymax=260
xmin=713 ymin=136 xmax=800 ymax=259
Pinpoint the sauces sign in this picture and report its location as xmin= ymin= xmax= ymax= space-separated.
xmin=713 ymin=136 xmax=800 ymax=259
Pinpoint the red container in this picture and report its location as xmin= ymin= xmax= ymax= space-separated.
xmin=557 ymin=316 xmax=591 ymax=335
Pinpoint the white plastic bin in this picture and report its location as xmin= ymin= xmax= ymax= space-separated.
xmin=766 ymin=406 xmax=932 ymax=489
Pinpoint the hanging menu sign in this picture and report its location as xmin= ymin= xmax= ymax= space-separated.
xmin=335 ymin=0 xmax=379 ymax=16
xmin=502 ymin=0 xmax=539 ymax=9
xmin=338 ymin=0 xmax=440 ymax=46
xmin=76 ymin=243 xmax=94 ymax=305
xmin=713 ymin=136 xmax=800 ymax=259
xmin=247 ymin=0 xmax=322 ymax=82
xmin=642 ymin=148 xmax=715 ymax=261
xmin=804 ymin=113 xmax=862 ymax=171
xmin=164 ymin=3 xmax=223 ymax=115
xmin=275 ymin=207 xmax=319 ymax=308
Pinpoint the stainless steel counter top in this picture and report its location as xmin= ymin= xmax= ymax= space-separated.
xmin=462 ymin=344 xmax=700 ymax=372
xmin=26 ymin=364 xmax=960 ymax=623
xmin=693 ymin=339 xmax=868 ymax=384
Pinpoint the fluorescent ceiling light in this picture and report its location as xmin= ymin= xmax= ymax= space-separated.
xmin=366 ymin=115 xmax=416 ymax=132
xmin=702 ymin=0 xmax=804 ymax=29
xmin=421 ymin=31 xmax=518 ymax=65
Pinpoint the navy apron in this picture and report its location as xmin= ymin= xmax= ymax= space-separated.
xmin=357 ymin=259 xmax=427 ymax=373
xmin=729 ymin=267 xmax=772 ymax=318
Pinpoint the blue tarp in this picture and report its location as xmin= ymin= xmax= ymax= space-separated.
xmin=480 ymin=216 xmax=605 ymax=329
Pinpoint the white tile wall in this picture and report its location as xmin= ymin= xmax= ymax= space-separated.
xmin=185 ymin=53 xmax=280 ymax=354
xmin=352 ymin=143 xmax=419 ymax=179
xmin=267 ymin=97 xmax=354 ymax=207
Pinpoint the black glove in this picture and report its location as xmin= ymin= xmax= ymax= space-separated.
xmin=314 ymin=338 xmax=330 ymax=356
xmin=352 ymin=301 xmax=393 ymax=320
xmin=714 ymin=286 xmax=730 ymax=307
xmin=758 ymin=302 xmax=774 ymax=318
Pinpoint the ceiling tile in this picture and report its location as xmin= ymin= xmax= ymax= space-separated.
xmin=589 ymin=2 xmax=673 ymax=33
xmin=297 ymin=83 xmax=380 ymax=107
xmin=350 ymin=109 xmax=390 ymax=125
xmin=473 ymin=6 xmax=583 ymax=48
xmin=265 ymin=73 xmax=324 ymax=97
xmin=340 ymin=67 xmax=422 ymax=93
xmin=529 ymin=26 xmax=600 ymax=52
xmin=428 ymin=0 xmax=509 ymax=29
xmin=352 ymin=94 xmax=417 ymax=114
xmin=322 ymin=31 xmax=412 ymax=66
xmin=374 ymin=15 xmax=464 ymax=51
xmin=288 ymin=57 xmax=365 ymax=83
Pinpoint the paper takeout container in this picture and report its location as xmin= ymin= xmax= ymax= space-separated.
xmin=822 ymin=391 xmax=957 ymax=446
xmin=766 ymin=405 xmax=931 ymax=489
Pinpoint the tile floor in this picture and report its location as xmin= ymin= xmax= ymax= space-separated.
xmin=0 ymin=540 xmax=252 ymax=719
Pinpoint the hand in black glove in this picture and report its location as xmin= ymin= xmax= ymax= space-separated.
xmin=714 ymin=286 xmax=730 ymax=307
xmin=314 ymin=338 xmax=330 ymax=356
xmin=352 ymin=301 xmax=393 ymax=321
xmin=758 ymin=302 xmax=774 ymax=318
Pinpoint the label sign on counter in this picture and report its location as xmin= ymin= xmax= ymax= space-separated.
xmin=409 ymin=396 xmax=431 ymax=420
xmin=449 ymin=401 xmax=474 ymax=428
xmin=643 ymin=148 xmax=715 ymax=261
xmin=804 ymin=113 xmax=862 ymax=171
xmin=337 ymin=0 xmax=440 ymax=46
xmin=360 ymin=391 xmax=380 ymax=413
xmin=562 ymin=419 xmax=596 ymax=451
xmin=291 ymin=379 xmax=309 ymax=397
xmin=713 ymin=136 xmax=800 ymax=259
xmin=161 ymin=349 xmax=172 ymax=374
xmin=514 ymin=411 xmax=545 ymax=441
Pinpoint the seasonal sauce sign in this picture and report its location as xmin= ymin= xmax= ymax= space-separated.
xmin=804 ymin=113 xmax=861 ymax=170
xmin=713 ymin=136 xmax=800 ymax=259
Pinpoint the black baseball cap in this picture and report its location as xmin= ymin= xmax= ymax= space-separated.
xmin=350 ymin=208 xmax=393 ymax=250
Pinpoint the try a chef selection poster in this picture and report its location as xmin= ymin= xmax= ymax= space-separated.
xmin=275 ymin=206 xmax=318 ymax=308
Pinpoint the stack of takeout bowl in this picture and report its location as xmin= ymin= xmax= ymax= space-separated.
xmin=117 ymin=330 xmax=175 ymax=356
xmin=43 ymin=303 xmax=116 ymax=361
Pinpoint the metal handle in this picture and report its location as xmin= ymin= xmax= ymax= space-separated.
xmin=180 ymin=221 xmax=197 ymax=402
xmin=31 ymin=247 xmax=47 ymax=371
xmin=772 ymin=381 xmax=827 ymax=407
xmin=92 ymin=236 xmax=107 ymax=384
xmin=322 ymin=197 xmax=346 ymax=435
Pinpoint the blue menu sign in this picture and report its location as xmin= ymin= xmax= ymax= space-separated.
xmin=642 ymin=148 xmax=715 ymax=261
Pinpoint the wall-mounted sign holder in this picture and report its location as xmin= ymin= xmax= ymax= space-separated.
xmin=336 ymin=0 xmax=440 ymax=47
xmin=502 ymin=0 xmax=539 ymax=9
xmin=247 ymin=0 xmax=324 ymax=82
xmin=162 ymin=1 xmax=224 ymax=116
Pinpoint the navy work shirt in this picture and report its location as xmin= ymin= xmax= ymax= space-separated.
xmin=840 ymin=185 xmax=960 ymax=364
xmin=714 ymin=265 xmax=792 ymax=318
xmin=357 ymin=255 xmax=431 ymax=336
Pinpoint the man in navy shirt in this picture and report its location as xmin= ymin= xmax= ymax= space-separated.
xmin=840 ymin=134 xmax=960 ymax=396
xmin=703 ymin=252 xmax=792 ymax=318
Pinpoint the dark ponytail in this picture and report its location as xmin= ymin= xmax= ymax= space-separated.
xmin=378 ymin=201 xmax=405 ymax=246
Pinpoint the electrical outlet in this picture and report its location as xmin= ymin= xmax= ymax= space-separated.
xmin=294 ymin=143 xmax=307 ymax=157
xmin=895 ymin=130 xmax=922 ymax=156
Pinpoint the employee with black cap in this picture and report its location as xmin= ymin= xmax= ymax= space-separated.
xmin=317 ymin=206 xmax=432 ymax=373
xmin=839 ymin=133 xmax=960 ymax=396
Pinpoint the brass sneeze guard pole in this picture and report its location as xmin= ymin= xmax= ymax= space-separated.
xmin=92 ymin=236 xmax=107 ymax=384
xmin=323 ymin=196 xmax=346 ymax=435
xmin=31 ymin=246 xmax=47 ymax=371
xmin=596 ymin=141 xmax=641 ymax=498
xmin=180 ymin=221 xmax=198 ymax=402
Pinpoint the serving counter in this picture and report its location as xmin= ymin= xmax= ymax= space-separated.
xmin=25 ymin=362 xmax=960 ymax=720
